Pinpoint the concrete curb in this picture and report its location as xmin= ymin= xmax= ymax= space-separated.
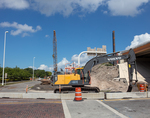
xmin=60 ymin=93 xmax=104 ymax=100
xmin=23 ymin=93 xmax=61 ymax=99
xmin=0 ymin=92 xmax=149 ymax=100
xmin=106 ymin=92 xmax=150 ymax=99
xmin=0 ymin=92 xmax=104 ymax=100
xmin=82 ymin=93 xmax=104 ymax=100
xmin=0 ymin=93 xmax=23 ymax=98
xmin=0 ymin=92 xmax=61 ymax=99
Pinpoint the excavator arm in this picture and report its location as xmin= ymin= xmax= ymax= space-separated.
xmin=83 ymin=49 xmax=138 ymax=92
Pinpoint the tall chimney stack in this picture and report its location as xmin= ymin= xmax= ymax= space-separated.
xmin=113 ymin=31 xmax=115 ymax=53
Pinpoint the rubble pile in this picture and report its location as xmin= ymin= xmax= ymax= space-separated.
xmin=90 ymin=63 xmax=128 ymax=92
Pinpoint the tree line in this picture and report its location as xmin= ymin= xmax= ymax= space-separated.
xmin=0 ymin=66 xmax=52 ymax=82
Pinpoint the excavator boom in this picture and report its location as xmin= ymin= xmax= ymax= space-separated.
xmin=83 ymin=48 xmax=137 ymax=92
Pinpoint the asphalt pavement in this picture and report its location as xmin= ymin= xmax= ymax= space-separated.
xmin=0 ymin=98 xmax=150 ymax=118
xmin=0 ymin=81 xmax=41 ymax=92
xmin=103 ymin=99 xmax=150 ymax=118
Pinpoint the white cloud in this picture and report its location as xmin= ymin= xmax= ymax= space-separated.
xmin=28 ymin=66 xmax=33 ymax=68
xmin=31 ymin=0 xmax=104 ymax=16
xmin=107 ymin=0 xmax=149 ymax=16
xmin=71 ymin=53 xmax=91 ymax=66
xmin=30 ymin=0 xmax=150 ymax=16
xmin=0 ymin=22 xmax=41 ymax=37
xmin=58 ymin=58 xmax=70 ymax=69
xmin=0 ymin=0 xmax=29 ymax=9
xmin=22 ymin=33 xmax=30 ymax=37
xmin=0 ymin=0 xmax=149 ymax=17
xmin=45 ymin=35 xmax=49 ymax=37
xmin=126 ymin=33 xmax=150 ymax=50
xmin=28 ymin=66 xmax=37 ymax=69
xmin=37 ymin=58 xmax=70 ymax=72
xmin=101 ymin=10 xmax=108 ymax=14
xmin=38 ymin=64 xmax=53 ymax=71
xmin=38 ymin=64 xmax=48 ymax=70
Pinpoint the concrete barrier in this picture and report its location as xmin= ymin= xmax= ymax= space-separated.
xmin=0 ymin=92 xmax=104 ymax=100
xmin=0 ymin=92 xmax=149 ymax=99
xmin=82 ymin=93 xmax=104 ymax=100
xmin=61 ymin=93 xmax=75 ymax=100
xmin=0 ymin=92 xmax=23 ymax=98
xmin=60 ymin=92 xmax=105 ymax=100
xmin=23 ymin=93 xmax=61 ymax=99
xmin=106 ymin=92 xmax=149 ymax=99
xmin=148 ymin=92 xmax=150 ymax=97
xmin=0 ymin=93 xmax=61 ymax=99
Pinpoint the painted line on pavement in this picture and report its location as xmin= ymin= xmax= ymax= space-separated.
xmin=101 ymin=99 xmax=133 ymax=101
xmin=29 ymin=90 xmax=54 ymax=93
xmin=62 ymin=100 xmax=71 ymax=118
xmin=96 ymin=100 xmax=128 ymax=118
xmin=101 ymin=97 xmax=150 ymax=101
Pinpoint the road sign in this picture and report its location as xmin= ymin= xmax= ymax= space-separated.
xmin=5 ymin=73 xmax=7 ymax=79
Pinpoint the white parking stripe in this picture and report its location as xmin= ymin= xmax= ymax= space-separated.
xmin=96 ymin=100 xmax=128 ymax=118
xmin=62 ymin=100 xmax=71 ymax=118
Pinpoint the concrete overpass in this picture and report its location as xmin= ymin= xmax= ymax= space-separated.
xmin=123 ymin=42 xmax=150 ymax=83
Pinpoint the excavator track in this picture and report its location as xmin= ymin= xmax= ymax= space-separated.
xmin=54 ymin=86 xmax=100 ymax=93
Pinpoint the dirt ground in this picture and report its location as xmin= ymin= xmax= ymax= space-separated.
xmin=90 ymin=63 xmax=129 ymax=92
xmin=31 ymin=83 xmax=57 ymax=91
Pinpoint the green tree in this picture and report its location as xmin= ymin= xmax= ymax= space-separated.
xmin=46 ymin=71 xmax=52 ymax=76
xmin=24 ymin=68 xmax=33 ymax=75
xmin=0 ymin=66 xmax=52 ymax=82
xmin=35 ymin=69 xmax=46 ymax=78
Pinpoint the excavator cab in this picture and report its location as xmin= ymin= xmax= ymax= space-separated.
xmin=75 ymin=68 xmax=91 ymax=85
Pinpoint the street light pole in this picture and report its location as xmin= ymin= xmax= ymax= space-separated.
xmin=2 ymin=31 xmax=8 ymax=86
xmin=33 ymin=57 xmax=35 ymax=80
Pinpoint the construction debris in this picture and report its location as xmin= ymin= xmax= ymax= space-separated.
xmin=90 ymin=63 xmax=128 ymax=92
xmin=41 ymin=79 xmax=51 ymax=85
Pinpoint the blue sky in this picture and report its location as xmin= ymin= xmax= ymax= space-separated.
xmin=0 ymin=0 xmax=150 ymax=71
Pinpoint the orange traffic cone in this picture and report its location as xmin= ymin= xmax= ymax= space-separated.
xmin=26 ymin=85 xmax=28 ymax=93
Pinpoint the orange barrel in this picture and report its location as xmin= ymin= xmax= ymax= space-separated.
xmin=75 ymin=87 xmax=82 ymax=101
xmin=140 ymin=84 xmax=145 ymax=92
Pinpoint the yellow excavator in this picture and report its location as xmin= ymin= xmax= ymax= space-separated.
xmin=52 ymin=67 xmax=98 ymax=93
xmin=52 ymin=49 xmax=138 ymax=93
xmin=54 ymin=67 xmax=82 ymax=85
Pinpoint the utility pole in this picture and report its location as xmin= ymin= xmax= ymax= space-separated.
xmin=112 ymin=30 xmax=118 ymax=65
